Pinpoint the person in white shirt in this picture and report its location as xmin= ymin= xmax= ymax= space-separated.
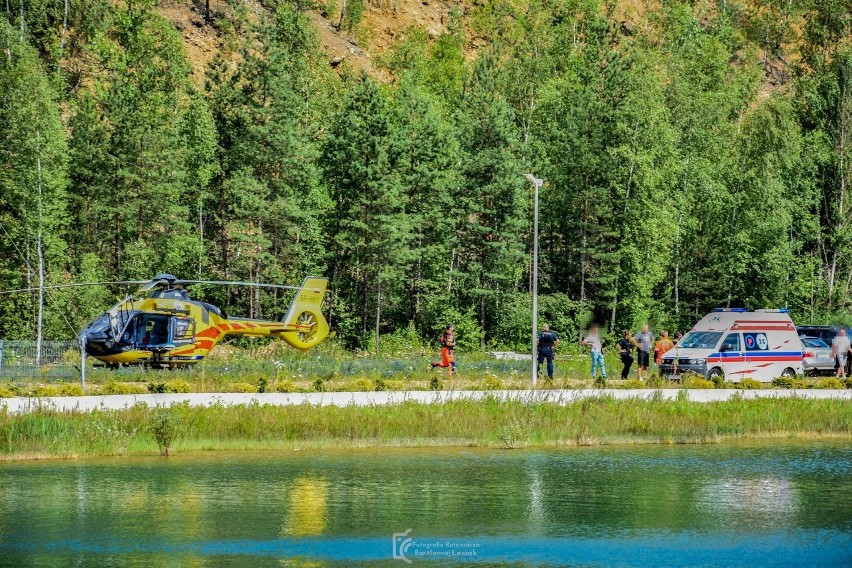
xmin=581 ymin=323 xmax=607 ymax=381
xmin=832 ymin=329 xmax=851 ymax=379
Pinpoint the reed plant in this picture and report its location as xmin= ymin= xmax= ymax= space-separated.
xmin=1 ymin=395 xmax=849 ymax=460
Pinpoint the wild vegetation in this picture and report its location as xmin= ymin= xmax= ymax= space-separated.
xmin=1 ymin=395 xmax=849 ymax=459
xmin=1 ymin=0 xmax=851 ymax=354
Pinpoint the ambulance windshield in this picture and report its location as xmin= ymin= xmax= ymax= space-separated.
xmin=679 ymin=331 xmax=723 ymax=349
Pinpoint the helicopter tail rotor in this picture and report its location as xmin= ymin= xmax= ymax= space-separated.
xmin=279 ymin=277 xmax=329 ymax=350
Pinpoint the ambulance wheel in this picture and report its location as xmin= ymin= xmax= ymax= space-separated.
xmin=707 ymin=367 xmax=724 ymax=381
xmin=780 ymin=367 xmax=796 ymax=379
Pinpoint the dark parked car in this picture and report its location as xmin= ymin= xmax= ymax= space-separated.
xmin=800 ymin=337 xmax=835 ymax=376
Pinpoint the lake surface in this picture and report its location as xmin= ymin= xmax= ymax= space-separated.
xmin=0 ymin=442 xmax=850 ymax=567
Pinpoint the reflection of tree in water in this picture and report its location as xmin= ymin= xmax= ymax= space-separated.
xmin=283 ymin=477 xmax=328 ymax=536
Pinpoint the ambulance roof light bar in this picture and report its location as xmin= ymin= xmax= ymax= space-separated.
xmin=755 ymin=308 xmax=789 ymax=313
xmin=713 ymin=308 xmax=748 ymax=312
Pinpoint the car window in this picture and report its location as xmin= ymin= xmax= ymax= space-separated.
xmin=802 ymin=337 xmax=829 ymax=348
xmin=679 ymin=331 xmax=723 ymax=349
xmin=722 ymin=333 xmax=741 ymax=351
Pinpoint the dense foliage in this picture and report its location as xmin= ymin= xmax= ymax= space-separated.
xmin=1 ymin=0 xmax=850 ymax=350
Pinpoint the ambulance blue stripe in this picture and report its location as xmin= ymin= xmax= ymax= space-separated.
xmin=710 ymin=352 xmax=802 ymax=358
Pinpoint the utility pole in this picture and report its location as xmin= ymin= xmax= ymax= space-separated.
xmin=525 ymin=174 xmax=543 ymax=389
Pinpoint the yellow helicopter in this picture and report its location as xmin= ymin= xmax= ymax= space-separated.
xmin=2 ymin=274 xmax=329 ymax=368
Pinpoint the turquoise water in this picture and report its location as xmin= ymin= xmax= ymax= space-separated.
xmin=0 ymin=442 xmax=850 ymax=566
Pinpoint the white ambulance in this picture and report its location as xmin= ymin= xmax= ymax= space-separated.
xmin=658 ymin=309 xmax=803 ymax=382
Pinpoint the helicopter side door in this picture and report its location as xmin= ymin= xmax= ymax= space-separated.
xmin=136 ymin=314 xmax=196 ymax=350
xmin=138 ymin=315 xmax=172 ymax=350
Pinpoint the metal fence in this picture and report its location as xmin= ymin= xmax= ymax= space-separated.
xmin=0 ymin=340 xmax=81 ymax=381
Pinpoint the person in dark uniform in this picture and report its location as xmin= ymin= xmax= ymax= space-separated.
xmin=617 ymin=330 xmax=634 ymax=380
xmin=537 ymin=324 xmax=560 ymax=380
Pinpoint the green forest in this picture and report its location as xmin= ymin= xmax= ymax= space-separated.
xmin=0 ymin=0 xmax=850 ymax=350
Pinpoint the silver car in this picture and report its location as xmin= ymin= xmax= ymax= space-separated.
xmin=801 ymin=336 xmax=835 ymax=375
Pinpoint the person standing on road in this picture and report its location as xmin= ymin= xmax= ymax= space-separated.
xmin=632 ymin=325 xmax=654 ymax=381
xmin=617 ymin=330 xmax=634 ymax=380
xmin=832 ymin=328 xmax=851 ymax=379
xmin=537 ymin=324 xmax=560 ymax=381
xmin=581 ymin=323 xmax=607 ymax=381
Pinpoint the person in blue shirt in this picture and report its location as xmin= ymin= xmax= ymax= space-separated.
xmin=537 ymin=324 xmax=560 ymax=380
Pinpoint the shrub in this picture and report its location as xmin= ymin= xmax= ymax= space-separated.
xmin=593 ymin=376 xmax=607 ymax=388
xmin=58 ymin=383 xmax=83 ymax=396
xmin=147 ymin=381 xmax=166 ymax=393
xmin=429 ymin=376 xmax=442 ymax=391
xmin=164 ymin=379 xmax=192 ymax=393
xmin=682 ymin=376 xmax=715 ymax=389
xmin=374 ymin=378 xmax=386 ymax=391
xmin=149 ymin=407 xmax=179 ymax=456
xmin=385 ymin=379 xmax=405 ymax=391
xmin=313 ymin=378 xmax=326 ymax=392
xmin=273 ymin=380 xmax=297 ymax=393
xmin=498 ymin=417 xmax=529 ymax=449
xmin=816 ymin=378 xmax=843 ymax=390
xmin=623 ymin=379 xmax=644 ymax=389
xmin=711 ymin=374 xmax=726 ymax=389
xmin=229 ymin=382 xmax=258 ymax=393
xmin=772 ymin=376 xmax=793 ymax=389
xmin=845 ymin=378 xmax=852 ymax=389
xmin=257 ymin=376 xmax=269 ymax=393
xmin=103 ymin=381 xmax=147 ymax=395
xmin=32 ymin=385 xmax=59 ymax=397
xmin=0 ymin=385 xmax=14 ymax=398
xmin=737 ymin=378 xmax=763 ymax=390
xmin=645 ymin=374 xmax=663 ymax=388
xmin=481 ymin=376 xmax=504 ymax=391
xmin=347 ymin=378 xmax=374 ymax=392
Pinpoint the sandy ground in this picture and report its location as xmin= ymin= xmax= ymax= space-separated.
xmin=2 ymin=389 xmax=850 ymax=413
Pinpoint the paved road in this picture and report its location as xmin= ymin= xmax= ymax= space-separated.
xmin=1 ymin=389 xmax=850 ymax=413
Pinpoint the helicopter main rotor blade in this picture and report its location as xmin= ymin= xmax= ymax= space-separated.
xmin=176 ymin=280 xmax=304 ymax=291
xmin=0 ymin=280 xmax=150 ymax=295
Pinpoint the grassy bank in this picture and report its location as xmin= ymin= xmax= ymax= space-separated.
xmin=1 ymin=395 xmax=850 ymax=460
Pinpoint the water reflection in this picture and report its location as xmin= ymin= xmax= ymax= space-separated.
xmin=0 ymin=443 xmax=849 ymax=567
xmin=700 ymin=477 xmax=798 ymax=515
xmin=284 ymin=477 xmax=328 ymax=536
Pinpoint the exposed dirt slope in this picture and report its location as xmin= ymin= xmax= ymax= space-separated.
xmin=156 ymin=0 xmax=460 ymax=83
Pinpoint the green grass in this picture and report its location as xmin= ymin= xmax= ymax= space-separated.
xmin=3 ymin=341 xmax=850 ymax=395
xmin=1 ymin=395 xmax=849 ymax=460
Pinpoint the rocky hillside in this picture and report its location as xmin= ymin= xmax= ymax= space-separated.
xmin=157 ymin=0 xmax=467 ymax=81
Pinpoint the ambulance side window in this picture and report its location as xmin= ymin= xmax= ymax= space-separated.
xmin=721 ymin=333 xmax=741 ymax=352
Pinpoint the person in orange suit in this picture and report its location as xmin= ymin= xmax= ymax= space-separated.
xmin=430 ymin=324 xmax=456 ymax=374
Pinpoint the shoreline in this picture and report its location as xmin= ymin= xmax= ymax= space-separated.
xmin=3 ymin=432 xmax=851 ymax=463
xmin=0 ymin=394 xmax=849 ymax=462
xmin=2 ymin=388 xmax=851 ymax=413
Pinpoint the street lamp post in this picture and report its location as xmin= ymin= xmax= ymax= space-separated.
xmin=525 ymin=174 xmax=542 ymax=389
